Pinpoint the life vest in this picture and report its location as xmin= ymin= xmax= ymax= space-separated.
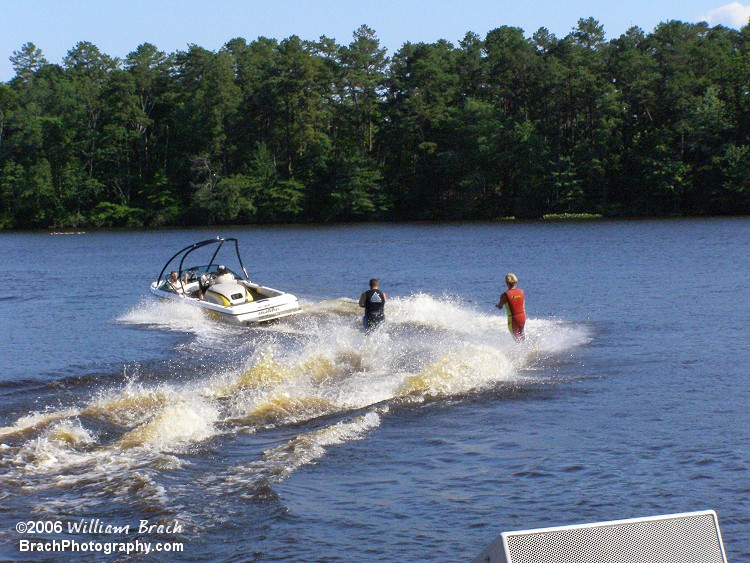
xmin=364 ymin=289 xmax=385 ymax=319
xmin=504 ymin=288 xmax=526 ymax=320
xmin=170 ymin=281 xmax=185 ymax=294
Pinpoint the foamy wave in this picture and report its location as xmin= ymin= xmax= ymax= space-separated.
xmin=10 ymin=419 xmax=96 ymax=474
xmin=0 ymin=408 xmax=80 ymax=439
xmin=397 ymin=345 xmax=515 ymax=398
xmin=249 ymin=394 xmax=338 ymax=425
xmin=3 ymin=293 xmax=590 ymax=519
xmin=210 ymin=353 xmax=299 ymax=398
xmin=117 ymin=298 xmax=227 ymax=340
xmin=299 ymin=297 xmax=360 ymax=317
xmin=117 ymin=400 xmax=219 ymax=451
xmin=528 ymin=318 xmax=592 ymax=353
xmin=7 ymin=295 xmax=589 ymax=453
xmin=387 ymin=293 xmax=499 ymax=334
xmin=84 ymin=383 xmax=177 ymax=427
xmin=258 ymin=410 xmax=381 ymax=476
xmin=215 ymin=410 xmax=382 ymax=497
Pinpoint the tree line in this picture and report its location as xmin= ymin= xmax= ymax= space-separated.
xmin=1 ymin=18 xmax=750 ymax=229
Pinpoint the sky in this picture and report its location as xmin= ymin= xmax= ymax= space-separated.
xmin=2 ymin=0 xmax=750 ymax=82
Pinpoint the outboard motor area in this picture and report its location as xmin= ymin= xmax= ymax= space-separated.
xmin=205 ymin=283 xmax=249 ymax=306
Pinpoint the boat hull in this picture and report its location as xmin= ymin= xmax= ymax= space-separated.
xmin=149 ymin=282 xmax=301 ymax=325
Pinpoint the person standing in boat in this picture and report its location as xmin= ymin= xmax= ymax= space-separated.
xmin=359 ymin=278 xmax=386 ymax=332
xmin=496 ymin=273 xmax=526 ymax=342
xmin=198 ymin=265 xmax=233 ymax=300
xmin=214 ymin=265 xmax=234 ymax=284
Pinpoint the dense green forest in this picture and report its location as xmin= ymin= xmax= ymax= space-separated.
xmin=1 ymin=18 xmax=750 ymax=229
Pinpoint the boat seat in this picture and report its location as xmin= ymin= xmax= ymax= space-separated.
xmin=205 ymin=283 xmax=247 ymax=306
xmin=246 ymin=287 xmax=268 ymax=301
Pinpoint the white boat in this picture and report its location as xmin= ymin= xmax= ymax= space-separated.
xmin=149 ymin=237 xmax=301 ymax=325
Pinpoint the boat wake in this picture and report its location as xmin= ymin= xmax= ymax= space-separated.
xmin=0 ymin=294 xmax=590 ymax=529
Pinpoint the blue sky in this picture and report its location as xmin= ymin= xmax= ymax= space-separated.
xmin=2 ymin=0 xmax=749 ymax=82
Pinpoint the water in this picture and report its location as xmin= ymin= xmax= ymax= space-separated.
xmin=0 ymin=220 xmax=748 ymax=561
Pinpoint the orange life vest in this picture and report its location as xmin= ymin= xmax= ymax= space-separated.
xmin=504 ymin=288 xmax=526 ymax=320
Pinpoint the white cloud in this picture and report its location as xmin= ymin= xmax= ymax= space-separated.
xmin=701 ymin=2 xmax=750 ymax=28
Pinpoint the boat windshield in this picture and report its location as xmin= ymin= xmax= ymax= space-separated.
xmin=181 ymin=265 xmax=240 ymax=280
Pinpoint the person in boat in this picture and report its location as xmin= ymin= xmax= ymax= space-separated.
xmin=197 ymin=265 xmax=234 ymax=301
xmin=214 ymin=265 xmax=235 ymax=284
xmin=198 ymin=274 xmax=210 ymax=300
xmin=167 ymin=271 xmax=186 ymax=295
xmin=496 ymin=273 xmax=526 ymax=342
xmin=359 ymin=278 xmax=386 ymax=332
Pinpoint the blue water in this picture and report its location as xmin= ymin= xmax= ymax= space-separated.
xmin=0 ymin=219 xmax=748 ymax=561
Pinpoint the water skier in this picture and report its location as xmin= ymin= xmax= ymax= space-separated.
xmin=359 ymin=278 xmax=386 ymax=332
xmin=496 ymin=273 xmax=526 ymax=342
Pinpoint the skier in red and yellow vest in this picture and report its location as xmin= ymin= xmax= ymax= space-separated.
xmin=496 ymin=273 xmax=526 ymax=342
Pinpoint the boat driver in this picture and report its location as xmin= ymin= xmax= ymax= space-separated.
xmin=167 ymin=271 xmax=186 ymax=295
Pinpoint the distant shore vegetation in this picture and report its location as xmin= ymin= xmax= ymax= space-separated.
xmin=2 ymin=18 xmax=750 ymax=229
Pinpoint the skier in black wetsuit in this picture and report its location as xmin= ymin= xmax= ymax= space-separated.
xmin=359 ymin=278 xmax=386 ymax=332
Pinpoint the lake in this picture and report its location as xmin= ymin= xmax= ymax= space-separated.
xmin=0 ymin=219 xmax=748 ymax=561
